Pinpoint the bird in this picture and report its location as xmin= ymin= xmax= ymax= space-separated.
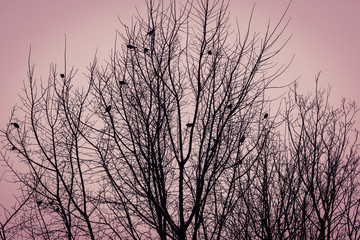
xmin=226 ymin=104 xmax=232 ymax=109
xmin=11 ymin=146 xmax=16 ymax=151
xmin=146 ymin=29 xmax=155 ymax=36
xmin=11 ymin=122 xmax=20 ymax=128
xmin=127 ymin=44 xmax=136 ymax=49
xmin=105 ymin=105 xmax=112 ymax=113
xmin=186 ymin=123 xmax=194 ymax=128
xmin=36 ymin=200 xmax=43 ymax=206
xmin=60 ymin=73 xmax=65 ymax=78
xmin=144 ymin=48 xmax=149 ymax=53
xmin=211 ymin=138 xmax=220 ymax=152
xmin=207 ymin=50 xmax=212 ymax=55
xmin=119 ymin=80 xmax=127 ymax=85
xmin=263 ymin=113 xmax=269 ymax=119
xmin=240 ymin=135 xmax=245 ymax=143
xmin=49 ymin=199 xmax=54 ymax=206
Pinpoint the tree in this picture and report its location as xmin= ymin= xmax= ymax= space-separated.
xmin=228 ymin=126 xmax=302 ymax=240
xmin=1 ymin=0 xmax=290 ymax=239
xmin=1 ymin=0 xmax=359 ymax=239
xmin=283 ymin=78 xmax=360 ymax=240
xmin=225 ymin=78 xmax=360 ymax=240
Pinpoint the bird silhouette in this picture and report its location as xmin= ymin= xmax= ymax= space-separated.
xmin=263 ymin=113 xmax=269 ymax=119
xmin=186 ymin=123 xmax=194 ymax=128
xmin=240 ymin=135 xmax=245 ymax=143
xmin=11 ymin=146 xmax=16 ymax=151
xmin=146 ymin=29 xmax=155 ymax=36
xmin=211 ymin=138 xmax=219 ymax=151
xmin=60 ymin=73 xmax=65 ymax=78
xmin=144 ymin=48 xmax=149 ymax=53
xmin=127 ymin=44 xmax=136 ymax=49
xmin=226 ymin=104 xmax=232 ymax=109
xmin=119 ymin=80 xmax=127 ymax=85
xmin=36 ymin=200 xmax=43 ymax=206
xmin=11 ymin=122 xmax=20 ymax=128
xmin=207 ymin=50 xmax=212 ymax=55
xmin=105 ymin=105 xmax=112 ymax=113
xmin=49 ymin=199 xmax=54 ymax=206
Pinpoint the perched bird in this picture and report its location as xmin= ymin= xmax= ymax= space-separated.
xmin=263 ymin=113 xmax=269 ymax=119
xmin=49 ymin=199 xmax=54 ymax=206
xmin=11 ymin=122 xmax=20 ymax=128
xmin=60 ymin=73 xmax=65 ymax=78
xmin=186 ymin=123 xmax=194 ymax=128
xmin=240 ymin=135 xmax=245 ymax=143
xmin=105 ymin=105 xmax=112 ymax=113
xmin=11 ymin=146 xmax=16 ymax=151
xmin=119 ymin=80 xmax=127 ymax=85
xmin=146 ymin=29 xmax=155 ymax=36
xmin=144 ymin=47 xmax=149 ymax=53
xmin=226 ymin=104 xmax=232 ymax=109
xmin=36 ymin=200 xmax=43 ymax=206
xmin=211 ymin=138 xmax=220 ymax=152
xmin=207 ymin=50 xmax=212 ymax=55
xmin=127 ymin=44 xmax=136 ymax=49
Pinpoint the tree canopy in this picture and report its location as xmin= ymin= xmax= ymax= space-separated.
xmin=1 ymin=1 xmax=359 ymax=239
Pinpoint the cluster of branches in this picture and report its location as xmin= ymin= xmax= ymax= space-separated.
xmin=1 ymin=0 xmax=359 ymax=239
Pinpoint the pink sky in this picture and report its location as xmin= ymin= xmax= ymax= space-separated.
xmin=1 ymin=0 xmax=360 ymax=216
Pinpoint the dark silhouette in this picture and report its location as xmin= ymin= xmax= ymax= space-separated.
xmin=60 ymin=73 xmax=65 ymax=78
xmin=127 ymin=44 xmax=136 ymax=49
xmin=11 ymin=122 xmax=19 ymax=128
xmin=146 ymin=29 xmax=155 ymax=36
xmin=211 ymin=138 xmax=220 ymax=152
xmin=11 ymin=146 xmax=16 ymax=150
xmin=144 ymin=47 xmax=149 ymax=53
xmin=207 ymin=50 xmax=212 ymax=55
xmin=3 ymin=1 xmax=358 ymax=240
xmin=264 ymin=113 xmax=268 ymax=119
xmin=105 ymin=105 xmax=112 ymax=113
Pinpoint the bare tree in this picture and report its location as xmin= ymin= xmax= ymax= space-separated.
xmin=225 ymin=77 xmax=360 ymax=240
xmin=82 ymin=0 xmax=289 ymax=238
xmin=284 ymin=77 xmax=360 ymax=240
xmin=8 ymin=0 xmax=360 ymax=240
xmin=226 ymin=109 xmax=302 ymax=240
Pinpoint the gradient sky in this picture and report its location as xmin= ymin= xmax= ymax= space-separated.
xmin=1 ymin=0 xmax=360 ymax=214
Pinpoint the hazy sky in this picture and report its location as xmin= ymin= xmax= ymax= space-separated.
xmin=1 ymin=1 xmax=359 ymax=125
xmin=0 ymin=0 xmax=359 ymax=212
